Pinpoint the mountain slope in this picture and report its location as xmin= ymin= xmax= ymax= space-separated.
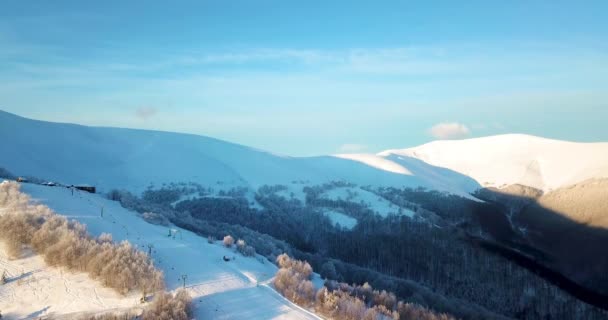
xmin=0 ymin=110 xmax=476 ymax=197
xmin=0 ymin=181 xmax=321 ymax=319
xmin=382 ymin=134 xmax=608 ymax=192
xmin=3 ymin=110 xmax=607 ymax=198
xmin=514 ymin=178 xmax=608 ymax=291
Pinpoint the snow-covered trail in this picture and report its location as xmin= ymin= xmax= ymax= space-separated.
xmin=1 ymin=183 xmax=321 ymax=320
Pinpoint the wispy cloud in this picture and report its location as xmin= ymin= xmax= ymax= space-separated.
xmin=178 ymin=49 xmax=335 ymax=66
xmin=165 ymin=47 xmax=468 ymax=76
xmin=428 ymin=122 xmax=471 ymax=140
xmin=3 ymin=42 xmax=607 ymax=83
xmin=1 ymin=41 xmax=607 ymax=155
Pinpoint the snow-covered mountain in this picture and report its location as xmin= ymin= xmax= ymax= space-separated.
xmin=381 ymin=134 xmax=608 ymax=192
xmin=0 ymin=110 xmax=477 ymax=197
xmin=2 ymin=110 xmax=607 ymax=196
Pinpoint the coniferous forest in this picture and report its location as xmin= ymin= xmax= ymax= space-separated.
xmin=109 ymin=182 xmax=608 ymax=319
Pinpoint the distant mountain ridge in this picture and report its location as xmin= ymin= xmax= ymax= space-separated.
xmin=0 ymin=110 xmax=476 ymax=196
xmin=1 ymin=110 xmax=607 ymax=196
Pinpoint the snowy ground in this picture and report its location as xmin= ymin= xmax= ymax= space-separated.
xmin=385 ymin=134 xmax=608 ymax=192
xmin=322 ymin=210 xmax=358 ymax=230
xmin=0 ymin=183 xmax=321 ymax=320
xmin=0 ymin=248 xmax=140 ymax=320
xmin=320 ymin=187 xmax=415 ymax=217
xmin=275 ymin=186 xmax=307 ymax=204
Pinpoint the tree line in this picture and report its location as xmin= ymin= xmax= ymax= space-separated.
xmin=275 ymin=254 xmax=455 ymax=320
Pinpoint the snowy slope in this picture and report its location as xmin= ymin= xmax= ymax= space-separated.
xmin=0 ymin=110 xmax=475 ymax=197
xmin=1 ymin=182 xmax=320 ymax=320
xmin=0 ymin=247 xmax=139 ymax=319
xmin=323 ymin=210 xmax=358 ymax=230
xmin=3 ymin=110 xmax=606 ymax=197
xmin=381 ymin=134 xmax=608 ymax=192
xmin=320 ymin=187 xmax=414 ymax=217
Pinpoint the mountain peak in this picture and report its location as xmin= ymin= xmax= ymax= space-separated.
xmin=381 ymin=134 xmax=608 ymax=191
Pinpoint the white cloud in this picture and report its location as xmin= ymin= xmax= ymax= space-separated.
xmin=336 ymin=143 xmax=368 ymax=153
xmin=135 ymin=107 xmax=157 ymax=120
xmin=428 ymin=122 xmax=471 ymax=140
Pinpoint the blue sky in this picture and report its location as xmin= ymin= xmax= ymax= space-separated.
xmin=1 ymin=1 xmax=607 ymax=156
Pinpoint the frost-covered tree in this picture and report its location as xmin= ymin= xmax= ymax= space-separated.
xmin=223 ymin=235 xmax=234 ymax=247
xmin=236 ymin=239 xmax=246 ymax=251
xmin=235 ymin=239 xmax=255 ymax=256
xmin=142 ymin=289 xmax=192 ymax=320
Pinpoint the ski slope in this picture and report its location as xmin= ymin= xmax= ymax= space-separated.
xmin=1 ymin=182 xmax=321 ymax=320
xmin=381 ymin=134 xmax=608 ymax=192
